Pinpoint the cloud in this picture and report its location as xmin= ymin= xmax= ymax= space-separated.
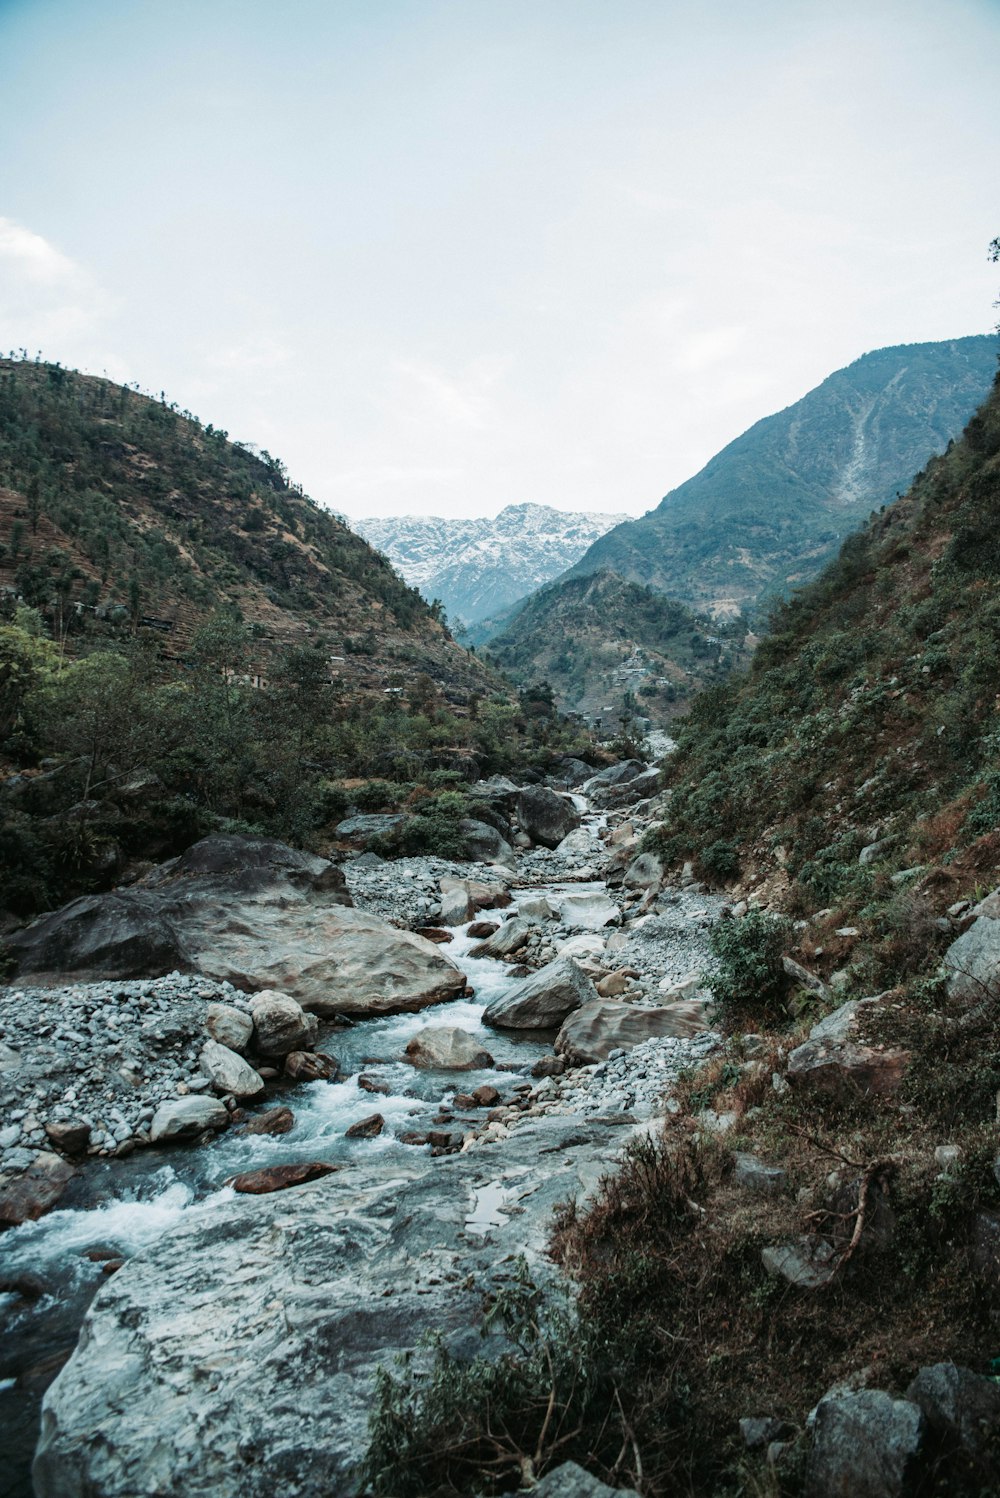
xmin=206 ymin=336 xmax=291 ymax=373
xmin=388 ymin=356 xmax=506 ymax=433
xmin=0 ymin=217 xmax=112 ymax=356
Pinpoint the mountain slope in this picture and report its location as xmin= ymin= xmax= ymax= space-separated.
xmin=0 ymin=359 xmax=488 ymax=697
xmin=654 ymin=364 xmax=1000 ymax=913
xmin=354 ymin=502 xmax=623 ymax=626
xmin=565 ymin=335 xmax=998 ymax=617
xmin=484 ymin=570 xmax=750 ymax=729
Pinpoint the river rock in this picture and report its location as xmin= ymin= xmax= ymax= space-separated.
xmin=805 ymin=1388 xmax=925 ymax=1497
xmin=204 ymin=1003 xmax=253 ymax=1054
xmin=483 ymin=957 xmax=598 ymax=1030
xmin=517 ymin=894 xmax=556 ymax=921
xmin=284 ymin=1051 xmax=340 ymax=1082
xmin=467 ymin=920 xmax=499 ymax=939
xmin=199 ymin=1040 xmax=265 ymax=1099
xmin=555 ymin=891 xmax=620 ymax=930
xmin=404 ymin=1027 xmax=494 ymax=1070
xmin=249 ymin=991 xmax=317 ymax=1056
xmin=623 ymin=852 xmax=663 ymax=890
xmin=557 ymin=933 xmax=607 ymax=962
xmin=242 ymin=1106 xmax=294 ymax=1136
xmin=458 ymin=818 xmax=515 ymax=867
xmin=556 ymin=998 xmax=709 ymax=1064
xmin=515 ymin=786 xmax=581 ymax=848
xmin=469 ymin=918 xmax=533 ymax=960
xmin=149 ymin=1096 xmax=229 ymax=1142
xmin=227 ymin=1162 xmax=338 ymax=1195
xmin=344 ymin=1113 xmax=384 ymax=1138
xmin=583 ymin=760 xmax=646 ymax=792
xmin=43 ymin=1119 xmax=91 ymax=1156
xmin=0 ymin=1152 xmax=75 ymax=1226
xmin=6 ymin=834 xmax=465 ymax=1018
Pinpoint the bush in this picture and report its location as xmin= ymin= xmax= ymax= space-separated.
xmin=706 ymin=908 xmax=793 ymax=1019
xmin=697 ymin=837 xmax=741 ymax=884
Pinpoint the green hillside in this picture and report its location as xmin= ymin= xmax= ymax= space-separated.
xmin=565 ymin=335 xmax=998 ymax=618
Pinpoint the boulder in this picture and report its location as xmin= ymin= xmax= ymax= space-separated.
xmin=555 ymin=891 xmax=620 ymax=930
xmin=284 ymin=1051 xmax=340 ymax=1082
xmin=204 ymin=1002 xmax=253 ymax=1054
xmin=555 ymin=827 xmax=598 ymax=859
xmin=242 ymin=1106 xmax=294 ymax=1137
xmin=469 ymin=775 xmax=520 ymax=812
xmin=469 ymin=918 xmax=534 ymax=961
xmin=550 ymin=758 xmax=595 ymax=788
xmin=43 ymin=1119 xmax=91 ymax=1157
xmin=467 ymin=920 xmax=499 ymax=939
xmin=805 ymin=1389 xmax=924 ymax=1497
xmin=942 ymin=888 xmax=1000 ymax=1003
xmin=622 ymin=852 xmax=663 ymax=890
xmin=516 ymin=894 xmax=556 ymax=922
xmin=344 ymin=1113 xmax=384 ymax=1139
xmin=199 ymin=1040 xmax=265 ymax=1099
xmin=334 ymin=814 xmax=403 ymax=848
xmin=515 ymin=786 xmax=581 ymax=848
xmin=904 ymin=1363 xmax=1000 ymax=1459
xmin=586 ymin=764 xmax=661 ymax=808
xmin=149 ymin=1096 xmax=229 ymax=1143
xmin=787 ymin=1001 xmax=909 ymax=1097
xmin=483 ymin=958 xmax=598 ymax=1030
xmin=0 ymin=1152 xmax=75 ymax=1226
xmin=458 ymin=818 xmax=515 ymax=867
xmin=556 ymin=998 xmax=710 ymax=1064
xmin=250 ymin=991 xmax=317 ymax=1056
xmin=761 ymin=1237 xmax=837 ymax=1290
xmin=734 ymin=1153 xmax=787 ymax=1196
xmin=557 ymin=933 xmax=608 ymax=963
xmin=596 ymin=970 xmax=631 ymax=997
xmin=227 ymin=1162 xmax=338 ymax=1195
xmin=5 ymin=834 xmax=465 ymax=1018
xmin=404 ymin=1027 xmax=494 ymax=1070
xmin=583 ymin=760 xmax=646 ymax=792
xmin=533 ymin=1461 xmax=641 ymax=1498
xmin=439 ymin=883 xmax=472 ymax=925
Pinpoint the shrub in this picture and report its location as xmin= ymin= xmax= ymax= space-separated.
xmin=706 ymin=908 xmax=793 ymax=1019
xmin=697 ymin=837 xmax=741 ymax=884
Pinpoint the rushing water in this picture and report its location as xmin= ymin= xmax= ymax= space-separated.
xmin=0 ymin=884 xmax=592 ymax=1496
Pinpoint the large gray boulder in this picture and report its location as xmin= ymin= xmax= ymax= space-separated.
xmin=483 ymin=957 xmax=598 ymax=1030
xmin=6 ymin=835 xmax=466 ymax=1018
xmin=403 ymin=1027 xmax=494 ymax=1070
xmin=942 ymin=888 xmax=1000 ymax=1002
xmin=469 ymin=918 xmax=535 ymax=960
xmin=904 ymin=1363 xmax=1000 ymax=1460
xmin=806 ymin=1389 xmax=924 ymax=1497
xmin=198 ymin=1041 xmax=264 ymax=1099
xmin=555 ymin=891 xmax=620 ymax=930
xmin=457 ymin=818 xmax=515 ymax=867
xmin=334 ymin=814 xmax=404 ymax=848
xmin=787 ymin=1000 xmax=909 ymax=1097
xmin=556 ymin=998 xmax=709 ymax=1064
xmin=149 ymin=1096 xmax=229 ymax=1142
xmin=533 ymin=1461 xmax=640 ymax=1497
xmin=204 ymin=1003 xmax=253 ymax=1054
xmin=515 ymin=786 xmax=581 ymax=849
xmin=250 ymin=991 xmax=317 ymax=1056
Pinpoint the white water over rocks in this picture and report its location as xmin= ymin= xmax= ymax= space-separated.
xmin=1 ymin=777 xmax=726 ymax=1496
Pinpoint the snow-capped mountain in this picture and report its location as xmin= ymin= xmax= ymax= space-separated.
xmin=353 ymin=503 xmax=624 ymax=627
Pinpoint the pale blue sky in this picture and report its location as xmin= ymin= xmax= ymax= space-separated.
xmin=1 ymin=0 xmax=997 ymax=520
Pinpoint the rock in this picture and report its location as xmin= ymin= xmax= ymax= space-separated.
xmin=623 ymin=852 xmax=663 ymax=890
xmin=441 ymin=875 xmax=510 ymax=915
xmin=531 ymin=1055 xmax=567 ymax=1078
xmin=787 ymin=1000 xmax=909 ymax=1097
xmin=469 ymin=918 xmax=534 ymax=960
xmin=469 ymin=774 xmax=520 ymax=811
xmin=515 ymin=785 xmax=581 ymax=848
xmin=740 ymin=1416 xmax=794 ymax=1449
xmin=557 ymin=933 xmax=608 ymax=962
xmin=517 ymin=894 xmax=556 ymax=921
xmin=555 ymin=891 xmax=620 ymax=931
xmin=904 ymin=1363 xmax=1000 ymax=1459
xmin=6 ymin=834 xmax=465 ymax=1019
xmin=0 ymin=1040 xmax=22 ymax=1072
xmin=859 ymin=836 xmax=897 ymax=866
xmin=284 ymin=1051 xmax=340 ymax=1082
xmin=556 ymin=998 xmax=710 ymax=1064
xmin=227 ymin=1162 xmax=338 ymax=1195
xmin=149 ymin=1095 xmax=229 ymax=1142
xmin=551 ymin=758 xmax=595 ymax=788
xmin=782 ymin=954 xmax=830 ymax=997
xmin=805 ymin=1389 xmax=924 ymax=1497
xmin=0 ymin=1152 xmax=75 ymax=1226
xmin=415 ymin=927 xmax=453 ymax=944
xmin=199 ymin=1040 xmax=265 ymax=1099
xmin=242 ymin=1106 xmax=294 ymax=1136
xmin=588 ymin=766 xmax=661 ymax=808
xmin=596 ymin=970 xmax=631 ymax=997
xmin=483 ymin=958 xmax=598 ymax=1030
xmin=404 ymin=1027 xmax=494 ymax=1070
xmin=204 ymin=1002 xmax=253 ymax=1054
xmin=734 ymin=1153 xmax=787 ymax=1195
xmin=472 ymin=1084 xmax=501 ymax=1107
xmin=532 ymin=1460 xmax=641 ymax=1497
xmin=583 ymin=760 xmax=646 ymax=792
xmin=467 ymin=920 xmax=499 ymax=939
xmin=344 ymin=1113 xmax=384 ymax=1138
xmin=334 ymin=814 xmax=403 ymax=847
xmin=357 ymin=1075 xmax=391 ymax=1095
xmin=249 ymin=991 xmax=318 ymax=1055
xmin=942 ymin=889 xmax=1000 ymax=1003
xmin=555 ymin=827 xmax=598 ymax=858
xmin=43 ymin=1118 xmax=91 ymax=1156
xmin=439 ymin=883 xmax=472 ymax=924
xmin=762 ymin=1236 xmax=837 ymax=1290
xmin=458 ymin=818 xmax=515 ymax=867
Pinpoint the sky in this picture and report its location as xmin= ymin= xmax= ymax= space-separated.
xmin=0 ymin=0 xmax=997 ymax=524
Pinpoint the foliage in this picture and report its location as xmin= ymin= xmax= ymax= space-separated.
xmin=706 ymin=909 xmax=793 ymax=1018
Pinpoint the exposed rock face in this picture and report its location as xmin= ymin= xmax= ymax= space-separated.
xmin=199 ymin=1040 xmax=265 ymax=1099
xmin=516 ymin=786 xmax=581 ymax=848
xmin=5 ymin=834 xmax=466 ymax=1020
xmin=805 ymin=1389 xmax=924 ymax=1498
xmin=787 ymin=1000 xmax=909 ymax=1097
xmin=148 ymin=1096 xmax=229 ymax=1142
xmin=942 ymin=887 xmax=1000 ymax=1002
xmin=403 ymin=1027 xmax=494 ymax=1070
xmin=556 ymin=998 xmax=709 ymax=1064
xmin=483 ymin=958 xmax=598 ymax=1030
